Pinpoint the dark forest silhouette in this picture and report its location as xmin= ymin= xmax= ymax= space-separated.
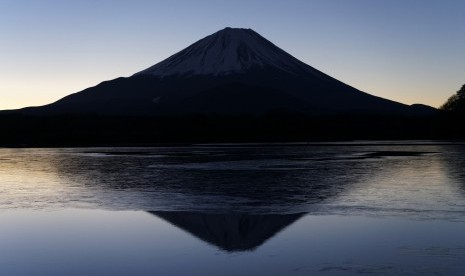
xmin=441 ymin=84 xmax=465 ymax=114
xmin=0 ymin=112 xmax=444 ymax=146
xmin=437 ymin=84 xmax=465 ymax=138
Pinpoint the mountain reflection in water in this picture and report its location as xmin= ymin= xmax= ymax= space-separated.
xmin=0 ymin=143 xmax=465 ymax=219
xmin=2 ymin=143 xmax=465 ymax=275
xmin=151 ymin=211 xmax=305 ymax=252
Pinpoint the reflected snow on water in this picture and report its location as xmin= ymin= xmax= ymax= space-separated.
xmin=2 ymin=142 xmax=465 ymax=275
xmin=0 ymin=142 xmax=464 ymax=219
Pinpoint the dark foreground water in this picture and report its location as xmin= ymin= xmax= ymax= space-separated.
xmin=1 ymin=142 xmax=465 ymax=275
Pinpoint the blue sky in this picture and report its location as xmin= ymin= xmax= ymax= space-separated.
xmin=1 ymin=0 xmax=464 ymax=109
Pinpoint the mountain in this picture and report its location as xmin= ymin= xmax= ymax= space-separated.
xmin=134 ymin=27 xmax=325 ymax=77
xmin=5 ymin=27 xmax=434 ymax=117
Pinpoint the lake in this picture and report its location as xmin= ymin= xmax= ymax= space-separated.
xmin=1 ymin=142 xmax=465 ymax=275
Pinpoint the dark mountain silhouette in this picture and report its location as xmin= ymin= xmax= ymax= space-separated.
xmin=151 ymin=211 xmax=305 ymax=252
xmin=5 ymin=27 xmax=433 ymax=117
xmin=0 ymin=27 xmax=442 ymax=145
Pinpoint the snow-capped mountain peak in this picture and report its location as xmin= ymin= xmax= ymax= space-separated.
xmin=134 ymin=27 xmax=317 ymax=77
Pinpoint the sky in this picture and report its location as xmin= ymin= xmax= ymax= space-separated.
xmin=1 ymin=0 xmax=464 ymax=109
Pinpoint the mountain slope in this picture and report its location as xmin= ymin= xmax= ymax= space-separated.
xmin=5 ymin=27 xmax=434 ymax=117
xmin=134 ymin=27 xmax=326 ymax=78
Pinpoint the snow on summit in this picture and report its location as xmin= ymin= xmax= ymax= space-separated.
xmin=134 ymin=27 xmax=319 ymax=77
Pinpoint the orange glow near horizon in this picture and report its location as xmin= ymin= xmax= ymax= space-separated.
xmin=1 ymin=1 xmax=463 ymax=111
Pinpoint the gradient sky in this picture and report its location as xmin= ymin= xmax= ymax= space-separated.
xmin=1 ymin=0 xmax=464 ymax=109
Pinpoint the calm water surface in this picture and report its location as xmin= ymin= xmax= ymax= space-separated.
xmin=1 ymin=142 xmax=465 ymax=275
